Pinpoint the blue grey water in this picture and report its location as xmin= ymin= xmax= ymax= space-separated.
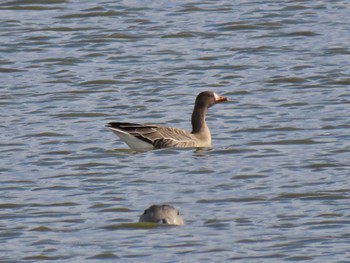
xmin=1 ymin=0 xmax=350 ymax=262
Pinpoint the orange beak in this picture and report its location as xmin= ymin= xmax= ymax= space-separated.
xmin=214 ymin=93 xmax=228 ymax=103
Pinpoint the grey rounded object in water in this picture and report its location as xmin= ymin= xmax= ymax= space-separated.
xmin=139 ymin=204 xmax=184 ymax=226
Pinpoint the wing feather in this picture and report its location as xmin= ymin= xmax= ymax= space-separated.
xmin=107 ymin=122 xmax=195 ymax=149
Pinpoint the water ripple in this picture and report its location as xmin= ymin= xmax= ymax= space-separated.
xmin=1 ymin=0 xmax=350 ymax=261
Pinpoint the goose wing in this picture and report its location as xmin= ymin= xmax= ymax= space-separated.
xmin=107 ymin=122 xmax=196 ymax=149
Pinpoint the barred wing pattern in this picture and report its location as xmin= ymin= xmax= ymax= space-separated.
xmin=107 ymin=122 xmax=196 ymax=149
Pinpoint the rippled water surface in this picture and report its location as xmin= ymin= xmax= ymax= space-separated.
xmin=1 ymin=0 xmax=350 ymax=261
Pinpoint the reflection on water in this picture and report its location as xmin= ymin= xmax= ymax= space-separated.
xmin=1 ymin=0 xmax=350 ymax=261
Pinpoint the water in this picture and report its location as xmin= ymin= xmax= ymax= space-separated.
xmin=1 ymin=0 xmax=350 ymax=261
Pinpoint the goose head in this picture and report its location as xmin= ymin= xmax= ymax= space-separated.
xmin=194 ymin=91 xmax=228 ymax=109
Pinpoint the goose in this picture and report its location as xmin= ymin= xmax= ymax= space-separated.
xmin=106 ymin=91 xmax=228 ymax=151
xmin=139 ymin=204 xmax=184 ymax=226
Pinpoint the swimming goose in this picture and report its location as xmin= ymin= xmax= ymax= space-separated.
xmin=106 ymin=91 xmax=228 ymax=151
xmin=139 ymin=204 xmax=184 ymax=226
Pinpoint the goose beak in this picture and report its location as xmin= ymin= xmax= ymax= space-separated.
xmin=214 ymin=93 xmax=228 ymax=103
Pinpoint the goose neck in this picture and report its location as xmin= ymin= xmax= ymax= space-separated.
xmin=191 ymin=106 xmax=208 ymax=134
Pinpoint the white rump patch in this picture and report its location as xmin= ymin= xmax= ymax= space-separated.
xmin=109 ymin=128 xmax=154 ymax=151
